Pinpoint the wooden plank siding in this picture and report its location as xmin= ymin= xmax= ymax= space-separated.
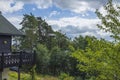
xmin=0 ymin=35 xmax=11 ymax=53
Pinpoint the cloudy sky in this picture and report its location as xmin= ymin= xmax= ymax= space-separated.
xmin=0 ymin=0 xmax=119 ymax=40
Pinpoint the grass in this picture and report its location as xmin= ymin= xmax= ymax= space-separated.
xmin=9 ymin=71 xmax=58 ymax=80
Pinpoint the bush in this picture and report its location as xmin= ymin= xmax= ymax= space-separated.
xmin=49 ymin=47 xmax=73 ymax=75
xmin=59 ymin=73 xmax=75 ymax=80
xmin=75 ymin=76 xmax=83 ymax=80
xmin=36 ymin=44 xmax=50 ymax=74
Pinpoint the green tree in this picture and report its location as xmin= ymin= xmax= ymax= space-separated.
xmin=19 ymin=14 xmax=54 ymax=50
xmin=19 ymin=13 xmax=56 ymax=75
xmin=20 ymin=13 xmax=38 ymax=50
xmin=36 ymin=17 xmax=54 ymax=45
xmin=72 ymin=0 xmax=120 ymax=79
xmin=72 ymin=38 xmax=117 ymax=79
xmin=49 ymin=46 xmax=72 ymax=75
xmin=36 ymin=44 xmax=50 ymax=74
xmin=96 ymin=0 xmax=120 ymax=41
xmin=73 ymin=35 xmax=90 ymax=50
xmin=54 ymin=31 xmax=70 ymax=50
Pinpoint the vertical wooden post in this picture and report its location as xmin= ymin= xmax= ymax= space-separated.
xmin=1 ymin=52 xmax=4 ymax=72
xmin=18 ymin=51 xmax=22 ymax=80
xmin=19 ymin=51 xmax=22 ymax=67
xmin=33 ymin=50 xmax=36 ymax=65
xmin=0 ymin=52 xmax=4 ymax=80
xmin=0 ymin=72 xmax=2 ymax=80
xmin=31 ymin=50 xmax=36 ymax=80
xmin=18 ymin=67 xmax=20 ymax=80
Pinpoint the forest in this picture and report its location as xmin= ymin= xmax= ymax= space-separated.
xmin=12 ymin=0 xmax=120 ymax=80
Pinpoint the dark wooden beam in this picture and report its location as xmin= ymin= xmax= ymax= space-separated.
xmin=18 ymin=67 xmax=20 ymax=80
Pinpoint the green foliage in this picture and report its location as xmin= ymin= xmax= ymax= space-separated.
xmin=96 ymin=0 xmax=120 ymax=41
xmin=72 ymin=38 xmax=120 ymax=79
xmin=20 ymin=14 xmax=38 ymax=50
xmin=75 ymin=76 xmax=83 ymax=80
xmin=9 ymin=71 xmax=59 ymax=80
xmin=49 ymin=46 xmax=72 ymax=75
xmin=36 ymin=44 xmax=50 ymax=74
xmin=18 ymin=13 xmax=73 ymax=76
xmin=9 ymin=71 xmax=31 ymax=80
xmin=73 ymin=35 xmax=88 ymax=50
xmin=30 ymin=65 xmax=37 ymax=80
xmin=68 ymin=45 xmax=75 ymax=52
xmin=71 ymin=1 xmax=120 ymax=77
xmin=52 ymin=31 xmax=70 ymax=50
xmin=19 ymin=13 xmax=54 ymax=50
xmin=16 ymin=9 xmax=120 ymax=80
xmin=59 ymin=73 xmax=75 ymax=80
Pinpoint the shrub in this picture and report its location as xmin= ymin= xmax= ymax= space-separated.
xmin=59 ymin=73 xmax=74 ymax=80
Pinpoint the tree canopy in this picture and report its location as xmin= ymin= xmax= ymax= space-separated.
xmin=14 ymin=0 xmax=120 ymax=79
xmin=96 ymin=0 xmax=120 ymax=41
xmin=72 ymin=0 xmax=120 ymax=79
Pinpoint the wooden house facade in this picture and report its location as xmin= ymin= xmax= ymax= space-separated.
xmin=0 ymin=12 xmax=35 ymax=80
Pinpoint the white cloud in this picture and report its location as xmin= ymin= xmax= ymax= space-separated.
xmin=97 ymin=30 xmax=110 ymax=37
xmin=47 ymin=16 xmax=111 ymax=40
xmin=17 ymin=0 xmax=52 ymax=9
xmin=53 ymin=0 xmax=108 ymax=13
xmin=47 ymin=16 xmax=99 ymax=29
xmin=0 ymin=0 xmax=24 ymax=13
xmin=0 ymin=0 xmax=119 ymax=14
xmin=99 ymin=6 xmax=107 ymax=16
xmin=53 ymin=0 xmax=92 ymax=13
xmin=49 ymin=11 xmax=60 ymax=17
xmin=34 ymin=0 xmax=52 ymax=9
xmin=0 ymin=0 xmax=115 ymax=41
xmin=5 ymin=0 xmax=108 ymax=13
xmin=32 ymin=8 xmax=36 ymax=11
xmin=81 ymin=31 xmax=96 ymax=37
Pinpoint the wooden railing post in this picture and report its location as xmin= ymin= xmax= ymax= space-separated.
xmin=18 ymin=66 xmax=20 ymax=80
xmin=1 ymin=52 xmax=4 ymax=72
xmin=0 ymin=52 xmax=4 ymax=80
xmin=19 ymin=51 xmax=22 ymax=67
xmin=18 ymin=51 xmax=22 ymax=80
xmin=33 ymin=50 xmax=36 ymax=65
xmin=0 ymin=72 xmax=2 ymax=80
xmin=31 ymin=50 xmax=36 ymax=80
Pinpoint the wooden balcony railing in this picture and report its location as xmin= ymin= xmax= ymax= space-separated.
xmin=0 ymin=51 xmax=36 ymax=71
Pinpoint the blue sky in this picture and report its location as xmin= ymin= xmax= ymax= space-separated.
xmin=0 ymin=0 xmax=119 ymax=41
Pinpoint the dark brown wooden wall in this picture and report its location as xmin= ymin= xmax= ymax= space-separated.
xmin=0 ymin=35 xmax=11 ymax=53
